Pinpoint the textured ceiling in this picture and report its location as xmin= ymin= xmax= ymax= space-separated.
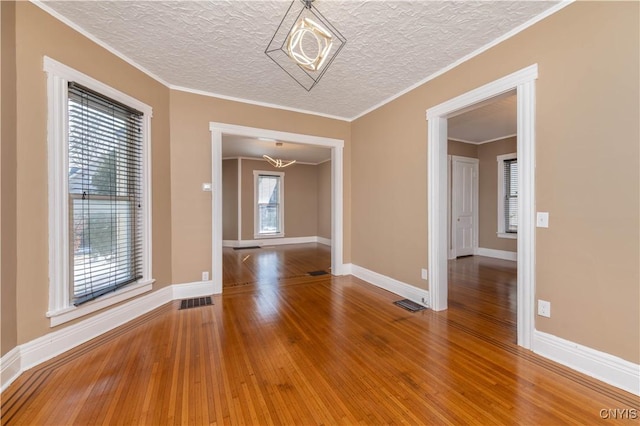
xmin=41 ymin=0 xmax=561 ymax=120
xmin=222 ymin=135 xmax=331 ymax=164
xmin=449 ymin=92 xmax=517 ymax=144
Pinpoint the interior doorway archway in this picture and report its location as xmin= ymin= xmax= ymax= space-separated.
xmin=209 ymin=123 xmax=345 ymax=294
xmin=426 ymin=64 xmax=538 ymax=348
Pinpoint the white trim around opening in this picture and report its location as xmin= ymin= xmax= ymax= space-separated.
xmin=426 ymin=64 xmax=538 ymax=349
xmin=209 ymin=123 xmax=345 ymax=294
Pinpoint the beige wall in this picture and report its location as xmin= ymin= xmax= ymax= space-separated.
xmin=478 ymin=137 xmax=517 ymax=252
xmin=1 ymin=0 xmax=18 ymax=357
xmin=240 ymin=159 xmax=318 ymax=240
xmin=12 ymin=2 xmax=172 ymax=344
xmin=222 ymin=159 xmax=238 ymax=241
xmin=169 ymin=90 xmax=351 ymax=284
xmin=448 ymin=140 xmax=478 ymax=158
xmin=352 ymin=2 xmax=639 ymax=362
xmin=317 ymin=161 xmax=331 ymax=240
xmin=5 ymin=0 xmax=638 ymax=370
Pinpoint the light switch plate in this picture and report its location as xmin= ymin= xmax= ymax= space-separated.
xmin=202 ymin=183 xmax=212 ymax=192
xmin=536 ymin=212 xmax=549 ymax=228
xmin=421 ymin=268 xmax=428 ymax=280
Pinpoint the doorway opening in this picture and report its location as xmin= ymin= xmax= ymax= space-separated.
xmin=447 ymin=91 xmax=518 ymax=343
xmin=210 ymin=123 xmax=345 ymax=294
xmin=426 ymin=64 xmax=537 ymax=349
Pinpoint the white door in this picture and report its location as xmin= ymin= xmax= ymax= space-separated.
xmin=451 ymin=156 xmax=478 ymax=257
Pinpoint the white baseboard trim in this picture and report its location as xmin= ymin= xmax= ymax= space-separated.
xmin=173 ymin=280 xmax=215 ymax=299
xmin=317 ymin=237 xmax=332 ymax=246
xmin=347 ymin=263 xmax=430 ymax=308
xmin=533 ymin=330 xmax=640 ymax=396
xmin=0 ymin=280 xmax=212 ymax=393
xmin=0 ymin=347 xmax=21 ymax=393
xmin=475 ymin=247 xmax=517 ymax=261
xmin=223 ymin=236 xmax=328 ymax=248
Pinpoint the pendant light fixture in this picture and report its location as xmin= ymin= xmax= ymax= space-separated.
xmin=265 ymin=0 xmax=346 ymax=91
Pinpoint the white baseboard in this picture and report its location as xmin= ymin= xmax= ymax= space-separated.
xmin=0 ymin=347 xmax=21 ymax=392
xmin=317 ymin=237 xmax=332 ymax=246
xmin=475 ymin=247 xmax=517 ymax=261
xmin=0 ymin=280 xmax=212 ymax=393
xmin=223 ymin=236 xmax=328 ymax=248
xmin=347 ymin=263 xmax=430 ymax=308
xmin=173 ymin=280 xmax=215 ymax=299
xmin=533 ymin=330 xmax=640 ymax=396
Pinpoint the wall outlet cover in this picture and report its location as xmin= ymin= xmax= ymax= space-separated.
xmin=538 ymin=299 xmax=551 ymax=317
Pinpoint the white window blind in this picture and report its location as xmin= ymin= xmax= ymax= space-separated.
xmin=68 ymin=82 xmax=144 ymax=305
xmin=504 ymin=158 xmax=518 ymax=233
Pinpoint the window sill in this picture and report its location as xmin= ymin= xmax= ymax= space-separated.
xmin=497 ymin=232 xmax=518 ymax=239
xmin=254 ymin=233 xmax=284 ymax=239
xmin=46 ymin=279 xmax=155 ymax=327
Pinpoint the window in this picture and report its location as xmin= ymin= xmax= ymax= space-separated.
xmin=254 ymin=171 xmax=284 ymax=238
xmin=68 ymin=83 xmax=144 ymax=305
xmin=497 ymin=153 xmax=517 ymax=238
xmin=45 ymin=57 xmax=153 ymax=326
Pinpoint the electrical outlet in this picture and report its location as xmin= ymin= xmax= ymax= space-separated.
xmin=421 ymin=268 xmax=428 ymax=280
xmin=538 ymin=299 xmax=551 ymax=317
xmin=202 ymin=271 xmax=209 ymax=281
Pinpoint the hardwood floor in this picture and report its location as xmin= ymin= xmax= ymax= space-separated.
xmin=448 ymin=255 xmax=517 ymax=344
xmin=223 ymin=243 xmax=331 ymax=288
xmin=2 ymin=251 xmax=638 ymax=425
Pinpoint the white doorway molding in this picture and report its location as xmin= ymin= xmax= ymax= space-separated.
xmin=209 ymin=123 xmax=345 ymax=294
xmin=426 ymin=64 xmax=538 ymax=349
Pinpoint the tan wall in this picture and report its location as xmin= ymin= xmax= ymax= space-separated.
xmin=1 ymin=0 xmax=18 ymax=357
xmin=317 ymin=161 xmax=331 ymax=240
xmin=12 ymin=2 xmax=172 ymax=344
xmin=352 ymin=2 xmax=639 ymax=362
xmin=169 ymin=90 xmax=351 ymax=284
xmin=448 ymin=140 xmax=478 ymax=158
xmin=222 ymin=159 xmax=238 ymax=241
xmin=478 ymin=137 xmax=517 ymax=252
xmin=240 ymin=159 xmax=318 ymax=240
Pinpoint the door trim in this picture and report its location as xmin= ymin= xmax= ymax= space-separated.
xmin=426 ymin=64 xmax=537 ymax=349
xmin=209 ymin=123 xmax=345 ymax=294
xmin=450 ymin=155 xmax=479 ymax=259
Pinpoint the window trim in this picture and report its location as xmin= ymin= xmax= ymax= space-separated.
xmin=44 ymin=56 xmax=154 ymax=327
xmin=253 ymin=170 xmax=285 ymax=239
xmin=497 ymin=152 xmax=517 ymax=239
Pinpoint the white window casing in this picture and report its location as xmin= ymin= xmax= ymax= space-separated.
xmin=253 ymin=170 xmax=284 ymax=239
xmin=44 ymin=56 xmax=154 ymax=327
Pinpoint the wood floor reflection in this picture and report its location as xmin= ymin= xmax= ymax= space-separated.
xmin=448 ymin=255 xmax=518 ymax=344
xmin=223 ymin=243 xmax=331 ymax=288
xmin=2 ymin=251 xmax=638 ymax=425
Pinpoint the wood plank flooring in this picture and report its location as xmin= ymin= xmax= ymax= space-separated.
xmin=1 ymin=251 xmax=638 ymax=425
xmin=223 ymin=243 xmax=331 ymax=288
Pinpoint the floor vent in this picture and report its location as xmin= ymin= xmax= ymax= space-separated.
xmin=233 ymin=246 xmax=261 ymax=251
xmin=179 ymin=296 xmax=213 ymax=310
xmin=393 ymin=299 xmax=427 ymax=313
xmin=308 ymin=270 xmax=329 ymax=276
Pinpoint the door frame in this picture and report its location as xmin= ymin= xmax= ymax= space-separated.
xmin=426 ymin=64 xmax=537 ymax=349
xmin=449 ymin=155 xmax=479 ymax=259
xmin=209 ymin=122 xmax=345 ymax=294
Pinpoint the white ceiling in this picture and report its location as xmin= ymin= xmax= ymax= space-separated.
xmin=222 ymin=134 xmax=331 ymax=164
xmin=448 ymin=91 xmax=517 ymax=144
xmin=41 ymin=0 xmax=560 ymax=121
